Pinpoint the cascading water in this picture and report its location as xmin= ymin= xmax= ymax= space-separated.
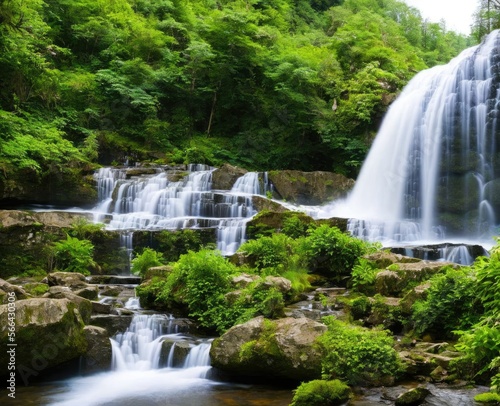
xmin=93 ymin=165 xmax=270 ymax=256
xmin=48 ymin=314 xmax=216 ymax=406
xmin=323 ymin=30 xmax=500 ymax=249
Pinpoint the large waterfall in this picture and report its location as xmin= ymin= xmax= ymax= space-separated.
xmin=324 ymin=30 xmax=500 ymax=247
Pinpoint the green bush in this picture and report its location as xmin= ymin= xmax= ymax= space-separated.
xmin=412 ymin=266 xmax=481 ymax=339
xmin=290 ymin=379 xmax=351 ymax=406
xmin=349 ymin=295 xmax=372 ymax=320
xmin=281 ymin=215 xmax=312 ymax=239
xmin=474 ymin=391 xmax=500 ymax=403
xmin=238 ymin=233 xmax=297 ymax=274
xmin=131 ymin=248 xmax=164 ymax=276
xmin=318 ymin=316 xmax=404 ymax=386
xmin=301 ymin=225 xmax=371 ymax=282
xmin=53 ymin=235 xmax=96 ymax=275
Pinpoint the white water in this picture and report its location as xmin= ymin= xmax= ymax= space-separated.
xmin=92 ymin=165 xmax=270 ymax=256
xmin=320 ymin=30 xmax=500 ymax=250
xmin=48 ymin=314 xmax=215 ymax=406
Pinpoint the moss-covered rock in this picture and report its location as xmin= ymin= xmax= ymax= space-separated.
xmin=210 ymin=316 xmax=326 ymax=382
xmin=395 ymin=386 xmax=431 ymax=405
xmin=211 ymin=164 xmax=247 ymax=190
xmin=290 ymin=379 xmax=352 ymax=406
xmin=0 ymin=298 xmax=87 ymax=380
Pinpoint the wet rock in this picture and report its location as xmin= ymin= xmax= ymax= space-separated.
xmin=92 ymin=301 xmax=112 ymax=314
xmin=395 ymin=386 xmax=430 ymax=405
xmin=212 ymin=164 xmax=247 ymax=190
xmin=160 ymin=339 xmax=191 ymax=367
xmin=81 ymin=325 xmax=112 ymax=374
xmin=74 ymin=286 xmax=99 ymax=300
xmin=210 ymin=316 xmax=327 ymax=382
xmin=90 ymin=314 xmax=134 ymax=337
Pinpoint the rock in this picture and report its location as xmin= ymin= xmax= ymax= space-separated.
xmin=251 ymin=196 xmax=289 ymax=213
xmin=400 ymin=282 xmax=431 ymax=314
xmin=43 ymin=286 xmax=93 ymax=324
xmin=86 ymin=275 xmax=142 ymax=285
xmin=47 ymin=272 xmax=88 ymax=289
xmin=0 ymin=298 xmax=87 ymax=379
xmin=0 ymin=278 xmax=32 ymax=303
xmin=375 ymin=270 xmax=403 ymax=296
xmin=92 ymin=301 xmax=112 ymax=314
xmin=75 ymin=286 xmax=99 ymax=300
xmin=230 ymin=273 xmax=259 ymax=288
xmin=210 ymin=316 xmax=327 ymax=382
xmin=395 ymin=386 xmax=431 ymax=405
xmin=267 ymin=170 xmax=354 ymax=205
xmin=365 ymin=251 xmax=420 ymax=268
xmin=159 ymin=339 xmax=191 ymax=367
xmin=262 ymin=276 xmax=292 ymax=294
xmin=90 ymin=314 xmax=134 ymax=337
xmin=81 ymin=326 xmax=112 ymax=374
xmin=211 ymin=164 xmax=248 ymax=190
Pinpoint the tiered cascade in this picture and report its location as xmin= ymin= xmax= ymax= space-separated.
xmin=93 ymin=165 xmax=270 ymax=256
xmin=323 ymin=30 xmax=500 ymax=248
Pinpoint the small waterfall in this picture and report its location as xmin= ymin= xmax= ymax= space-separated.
xmin=93 ymin=166 xmax=268 ymax=256
xmin=110 ymin=314 xmax=211 ymax=374
xmin=323 ymin=30 xmax=500 ymax=249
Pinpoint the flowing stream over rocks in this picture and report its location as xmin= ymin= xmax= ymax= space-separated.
xmin=93 ymin=164 xmax=270 ymax=256
xmin=316 ymin=30 xmax=500 ymax=258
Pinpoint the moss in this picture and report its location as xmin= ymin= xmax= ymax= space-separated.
xmin=290 ymin=379 xmax=351 ymax=406
xmin=474 ymin=392 xmax=500 ymax=404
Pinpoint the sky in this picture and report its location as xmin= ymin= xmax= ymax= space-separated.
xmin=404 ymin=0 xmax=478 ymax=35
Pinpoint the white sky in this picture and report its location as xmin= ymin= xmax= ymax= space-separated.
xmin=404 ymin=0 xmax=478 ymax=35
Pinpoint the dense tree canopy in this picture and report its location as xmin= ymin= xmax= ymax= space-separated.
xmin=0 ymin=0 xmax=475 ymax=180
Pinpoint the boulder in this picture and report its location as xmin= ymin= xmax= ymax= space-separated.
xmin=43 ymin=286 xmax=93 ymax=324
xmin=210 ymin=316 xmax=327 ymax=381
xmin=267 ymin=170 xmax=354 ymax=205
xmin=81 ymin=325 xmax=112 ymax=374
xmin=47 ymin=272 xmax=89 ymax=289
xmin=211 ymin=164 xmax=247 ymax=190
xmin=159 ymin=339 xmax=192 ymax=367
xmin=0 ymin=298 xmax=87 ymax=381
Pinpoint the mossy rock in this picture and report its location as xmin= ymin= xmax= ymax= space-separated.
xmin=290 ymin=379 xmax=352 ymax=406
xmin=395 ymin=386 xmax=431 ymax=406
xmin=210 ymin=316 xmax=327 ymax=382
xmin=0 ymin=298 xmax=87 ymax=379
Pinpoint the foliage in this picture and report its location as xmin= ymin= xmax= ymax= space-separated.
xmin=474 ymin=391 xmax=500 ymax=403
xmin=411 ymin=266 xmax=482 ymax=339
xmin=351 ymin=258 xmax=378 ymax=292
xmin=301 ymin=225 xmax=372 ymax=282
xmin=131 ymin=248 xmax=164 ymax=276
xmin=290 ymin=379 xmax=351 ymax=406
xmin=69 ymin=217 xmax=106 ymax=240
xmin=0 ymin=0 xmax=473 ymax=179
xmin=318 ymin=316 xmax=404 ymax=386
xmin=238 ymin=233 xmax=298 ymax=273
xmin=52 ymin=235 xmax=95 ymax=275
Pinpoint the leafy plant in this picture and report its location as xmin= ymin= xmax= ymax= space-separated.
xmin=53 ymin=235 xmax=96 ymax=275
xmin=131 ymin=248 xmax=164 ymax=277
xmin=351 ymin=258 xmax=378 ymax=292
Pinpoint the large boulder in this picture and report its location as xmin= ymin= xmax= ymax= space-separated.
xmin=0 ymin=298 xmax=87 ymax=382
xmin=210 ymin=316 xmax=327 ymax=381
xmin=268 ymin=170 xmax=354 ymax=205
xmin=0 ymin=279 xmax=31 ymax=303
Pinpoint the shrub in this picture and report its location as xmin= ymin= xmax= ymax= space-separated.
xmin=412 ymin=266 xmax=482 ymax=339
xmin=131 ymin=248 xmax=164 ymax=276
xmin=290 ymin=379 xmax=351 ymax=406
xmin=318 ymin=316 xmax=404 ymax=386
xmin=301 ymin=225 xmax=371 ymax=282
xmin=474 ymin=391 xmax=500 ymax=403
xmin=53 ymin=235 xmax=95 ymax=275
xmin=238 ymin=233 xmax=297 ymax=273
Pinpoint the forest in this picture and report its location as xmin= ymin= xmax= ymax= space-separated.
xmin=0 ymin=0 xmax=477 ymax=185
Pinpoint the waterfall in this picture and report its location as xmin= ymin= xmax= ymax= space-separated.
xmin=93 ymin=166 xmax=268 ymax=256
xmin=110 ymin=314 xmax=211 ymax=374
xmin=324 ymin=30 xmax=500 ymax=247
